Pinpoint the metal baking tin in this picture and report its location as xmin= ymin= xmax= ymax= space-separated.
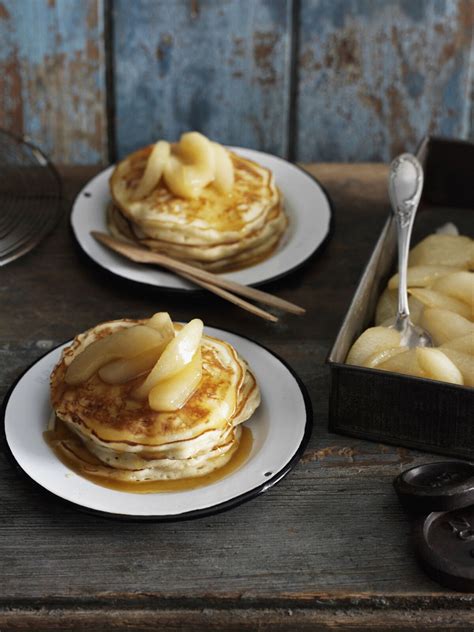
xmin=327 ymin=137 xmax=474 ymax=459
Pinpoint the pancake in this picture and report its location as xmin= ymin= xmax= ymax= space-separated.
xmin=78 ymin=423 xmax=236 ymax=470
xmin=111 ymin=148 xmax=280 ymax=244
xmin=109 ymin=143 xmax=287 ymax=272
xmin=49 ymin=317 xmax=260 ymax=484
xmin=61 ymin=366 xmax=259 ymax=459
xmin=108 ymin=203 xmax=288 ymax=272
xmin=53 ymin=426 xmax=242 ymax=482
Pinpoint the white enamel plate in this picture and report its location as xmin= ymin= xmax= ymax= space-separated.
xmin=3 ymin=327 xmax=312 ymax=521
xmin=71 ymin=147 xmax=332 ymax=289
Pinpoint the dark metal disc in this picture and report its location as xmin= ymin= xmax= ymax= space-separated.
xmin=414 ymin=506 xmax=474 ymax=592
xmin=394 ymin=461 xmax=474 ymax=514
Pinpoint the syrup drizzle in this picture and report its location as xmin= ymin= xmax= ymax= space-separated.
xmin=44 ymin=418 xmax=253 ymax=494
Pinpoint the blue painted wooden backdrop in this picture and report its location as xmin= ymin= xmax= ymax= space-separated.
xmin=0 ymin=0 xmax=472 ymax=164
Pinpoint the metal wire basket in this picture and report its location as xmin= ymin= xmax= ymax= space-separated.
xmin=0 ymin=129 xmax=62 ymax=266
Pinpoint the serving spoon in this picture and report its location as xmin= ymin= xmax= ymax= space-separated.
xmin=388 ymin=153 xmax=432 ymax=348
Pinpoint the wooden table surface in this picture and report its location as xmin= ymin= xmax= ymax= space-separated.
xmin=1 ymin=164 xmax=473 ymax=631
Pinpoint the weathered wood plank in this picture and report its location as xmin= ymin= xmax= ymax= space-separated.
xmin=2 ymin=165 xmax=472 ymax=618
xmin=0 ymin=417 xmax=449 ymax=596
xmin=0 ymin=0 xmax=107 ymax=164
xmin=112 ymin=0 xmax=293 ymax=158
xmin=1 ymin=0 xmax=472 ymax=166
xmin=295 ymin=0 xmax=474 ymax=161
xmin=1 ymin=603 xmax=474 ymax=632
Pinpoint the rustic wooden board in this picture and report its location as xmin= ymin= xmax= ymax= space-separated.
xmin=1 ymin=601 xmax=474 ymax=632
xmin=112 ymin=0 xmax=293 ymax=158
xmin=295 ymin=0 xmax=474 ymax=161
xmin=0 ymin=0 xmax=107 ymax=164
xmin=1 ymin=165 xmax=472 ymax=630
xmin=1 ymin=0 xmax=473 ymax=165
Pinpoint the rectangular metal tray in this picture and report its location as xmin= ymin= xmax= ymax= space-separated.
xmin=327 ymin=137 xmax=474 ymax=459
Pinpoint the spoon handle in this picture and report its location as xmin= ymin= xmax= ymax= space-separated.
xmin=388 ymin=153 xmax=424 ymax=327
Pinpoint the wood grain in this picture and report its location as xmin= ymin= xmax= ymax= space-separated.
xmin=1 ymin=601 xmax=474 ymax=631
xmin=112 ymin=0 xmax=293 ymax=158
xmin=1 ymin=165 xmax=472 ymax=630
xmin=0 ymin=0 xmax=107 ymax=164
xmin=295 ymin=0 xmax=474 ymax=161
xmin=1 ymin=1 xmax=473 ymax=164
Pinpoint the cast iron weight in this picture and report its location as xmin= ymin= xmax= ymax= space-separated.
xmin=394 ymin=461 xmax=474 ymax=593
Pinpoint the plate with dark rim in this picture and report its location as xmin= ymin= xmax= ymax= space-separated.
xmin=71 ymin=147 xmax=332 ymax=290
xmin=2 ymin=326 xmax=312 ymax=521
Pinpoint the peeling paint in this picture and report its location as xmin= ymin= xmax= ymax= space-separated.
xmin=0 ymin=52 xmax=23 ymax=134
xmin=114 ymin=0 xmax=292 ymax=158
xmin=86 ymin=0 xmax=97 ymax=31
xmin=253 ymin=31 xmax=279 ymax=86
xmin=190 ymin=0 xmax=200 ymax=21
xmin=0 ymin=0 xmax=107 ymax=164
xmin=296 ymin=0 xmax=474 ymax=161
xmin=0 ymin=0 xmax=472 ymax=164
xmin=0 ymin=3 xmax=10 ymax=19
xmin=358 ymin=92 xmax=383 ymax=118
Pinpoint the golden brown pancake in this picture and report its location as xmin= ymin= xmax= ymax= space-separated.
xmin=109 ymin=147 xmax=287 ymax=272
xmin=49 ymin=318 xmax=261 ymax=482
xmin=53 ymin=426 xmax=243 ymax=482
xmin=108 ymin=203 xmax=288 ymax=272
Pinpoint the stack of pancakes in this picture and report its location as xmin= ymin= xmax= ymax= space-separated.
xmin=109 ymin=147 xmax=287 ymax=272
xmin=50 ymin=319 xmax=260 ymax=483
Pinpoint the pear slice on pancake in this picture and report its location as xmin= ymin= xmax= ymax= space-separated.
xmin=50 ymin=317 xmax=260 ymax=484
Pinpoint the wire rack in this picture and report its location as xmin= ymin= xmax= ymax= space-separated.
xmin=0 ymin=129 xmax=62 ymax=266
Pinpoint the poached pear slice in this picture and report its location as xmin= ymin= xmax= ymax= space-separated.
xmin=99 ymin=346 xmax=167 ymax=385
xmin=408 ymin=288 xmax=471 ymax=320
xmin=99 ymin=312 xmax=175 ymax=384
xmin=148 ymin=349 xmax=202 ymax=411
xmin=438 ymin=348 xmax=474 ymax=387
xmin=346 ymin=326 xmax=402 ymax=366
xmin=440 ymin=334 xmax=474 ymax=355
xmin=164 ymin=132 xmax=215 ymax=198
xmin=147 ymin=312 xmax=175 ymax=338
xmin=388 ymin=265 xmax=459 ymax=290
xmin=65 ymin=325 xmax=166 ymax=386
xmin=415 ymin=348 xmax=463 ymax=386
xmin=212 ymin=142 xmax=234 ymax=194
xmin=133 ymin=140 xmax=170 ymax=199
xmin=431 ymin=271 xmax=474 ymax=310
xmin=420 ymin=308 xmax=474 ymax=345
xmin=133 ymin=318 xmax=203 ymax=400
xmin=377 ymin=349 xmax=425 ymax=378
xmin=362 ymin=346 xmax=407 ymax=369
xmin=408 ymin=234 xmax=473 ymax=269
